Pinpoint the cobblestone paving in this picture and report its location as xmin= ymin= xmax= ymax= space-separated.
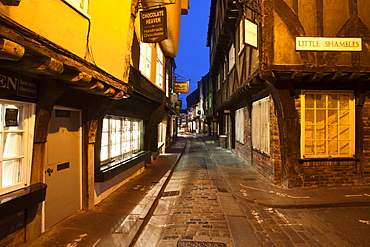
xmin=157 ymin=139 xmax=232 ymax=247
xmin=236 ymin=201 xmax=356 ymax=247
xmin=138 ymin=136 xmax=361 ymax=247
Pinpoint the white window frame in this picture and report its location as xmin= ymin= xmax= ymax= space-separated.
xmin=235 ymin=108 xmax=245 ymax=144
xmin=100 ymin=116 xmax=143 ymax=171
xmin=300 ymin=91 xmax=355 ymax=158
xmin=156 ymin=45 xmax=164 ymax=89
xmin=139 ymin=42 xmax=152 ymax=79
xmin=0 ymin=100 xmax=35 ymax=195
xmin=252 ymin=97 xmax=270 ymax=154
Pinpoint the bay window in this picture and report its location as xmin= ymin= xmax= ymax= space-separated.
xmin=100 ymin=116 xmax=143 ymax=171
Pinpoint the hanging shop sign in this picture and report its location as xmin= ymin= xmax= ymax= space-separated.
xmin=173 ymin=81 xmax=189 ymax=94
xmin=244 ymin=19 xmax=258 ymax=48
xmin=140 ymin=7 xmax=168 ymax=43
xmin=296 ymin=37 xmax=362 ymax=51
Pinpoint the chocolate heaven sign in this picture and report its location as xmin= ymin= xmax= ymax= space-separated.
xmin=140 ymin=7 xmax=168 ymax=43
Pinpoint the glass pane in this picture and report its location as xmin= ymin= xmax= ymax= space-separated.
xmin=340 ymin=95 xmax=350 ymax=108
xmin=305 ymin=140 xmax=315 ymax=155
xmin=102 ymin=118 xmax=109 ymax=132
xmin=305 ymin=109 xmax=315 ymax=124
xmin=328 ymin=125 xmax=338 ymax=139
xmin=3 ymin=133 xmax=24 ymax=158
xmin=328 ymin=140 xmax=338 ymax=155
xmin=2 ymin=159 xmax=22 ymax=187
xmin=339 ymin=110 xmax=350 ymax=124
xmin=305 ymin=125 xmax=314 ymax=140
xmin=327 ymin=94 xmax=338 ymax=108
xmin=316 ymin=140 xmax=326 ymax=154
xmin=100 ymin=146 xmax=108 ymax=161
xmin=101 ymin=132 xmax=109 ymax=146
xmin=316 ymin=125 xmax=326 ymax=140
xmin=327 ymin=110 xmax=338 ymax=125
xmin=305 ymin=94 xmax=315 ymax=108
xmin=339 ymin=125 xmax=350 ymax=140
xmin=339 ymin=141 xmax=350 ymax=155
xmin=316 ymin=94 xmax=326 ymax=108
xmin=316 ymin=110 xmax=326 ymax=125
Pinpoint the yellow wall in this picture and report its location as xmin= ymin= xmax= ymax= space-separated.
xmin=88 ymin=0 xmax=132 ymax=78
xmin=0 ymin=0 xmax=89 ymax=59
xmin=0 ymin=0 xmax=133 ymax=80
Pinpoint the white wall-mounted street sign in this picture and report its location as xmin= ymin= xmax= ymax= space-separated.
xmin=296 ymin=37 xmax=362 ymax=51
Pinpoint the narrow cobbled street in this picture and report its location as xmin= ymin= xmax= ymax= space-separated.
xmin=132 ymin=136 xmax=368 ymax=247
xmin=135 ymin=137 xmax=234 ymax=246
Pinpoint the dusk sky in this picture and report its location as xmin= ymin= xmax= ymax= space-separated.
xmin=175 ymin=0 xmax=211 ymax=106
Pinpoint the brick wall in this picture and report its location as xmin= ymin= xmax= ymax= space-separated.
xmin=301 ymin=160 xmax=358 ymax=187
xmin=235 ymin=107 xmax=252 ymax=166
xmin=362 ymin=98 xmax=370 ymax=184
xmin=0 ymin=211 xmax=25 ymax=246
xmin=234 ymin=92 xmax=370 ymax=188
xmin=235 ymin=97 xmax=283 ymax=185
xmin=251 ymin=97 xmax=282 ymax=184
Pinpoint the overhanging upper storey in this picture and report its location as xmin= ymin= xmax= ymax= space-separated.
xmin=207 ymin=0 xmax=239 ymax=76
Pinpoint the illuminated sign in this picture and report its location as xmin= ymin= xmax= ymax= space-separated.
xmin=140 ymin=7 xmax=168 ymax=43
xmin=296 ymin=37 xmax=362 ymax=51
xmin=173 ymin=81 xmax=189 ymax=94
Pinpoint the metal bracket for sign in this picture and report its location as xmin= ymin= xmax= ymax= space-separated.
xmin=138 ymin=0 xmax=176 ymax=10
xmin=237 ymin=0 xmax=262 ymax=15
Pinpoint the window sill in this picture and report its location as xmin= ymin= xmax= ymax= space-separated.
xmin=252 ymin=148 xmax=270 ymax=158
xmin=95 ymin=151 xmax=152 ymax=182
xmin=0 ymin=183 xmax=47 ymax=218
xmin=298 ymin=157 xmax=359 ymax=163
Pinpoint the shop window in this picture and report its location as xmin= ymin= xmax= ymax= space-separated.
xmin=100 ymin=116 xmax=143 ymax=171
xmin=156 ymin=45 xmax=164 ymax=89
xmin=252 ymin=97 xmax=270 ymax=154
xmin=0 ymin=101 xmax=35 ymax=195
xmin=235 ymin=108 xmax=245 ymax=144
xmin=139 ymin=42 xmax=152 ymax=79
xmin=301 ymin=91 xmax=355 ymax=158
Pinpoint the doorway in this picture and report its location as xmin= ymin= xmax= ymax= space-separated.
xmin=44 ymin=107 xmax=81 ymax=229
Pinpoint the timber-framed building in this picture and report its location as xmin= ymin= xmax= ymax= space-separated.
xmin=208 ymin=0 xmax=370 ymax=188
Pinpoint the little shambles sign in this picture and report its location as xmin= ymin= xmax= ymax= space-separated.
xmin=296 ymin=37 xmax=362 ymax=51
xmin=140 ymin=7 xmax=168 ymax=43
